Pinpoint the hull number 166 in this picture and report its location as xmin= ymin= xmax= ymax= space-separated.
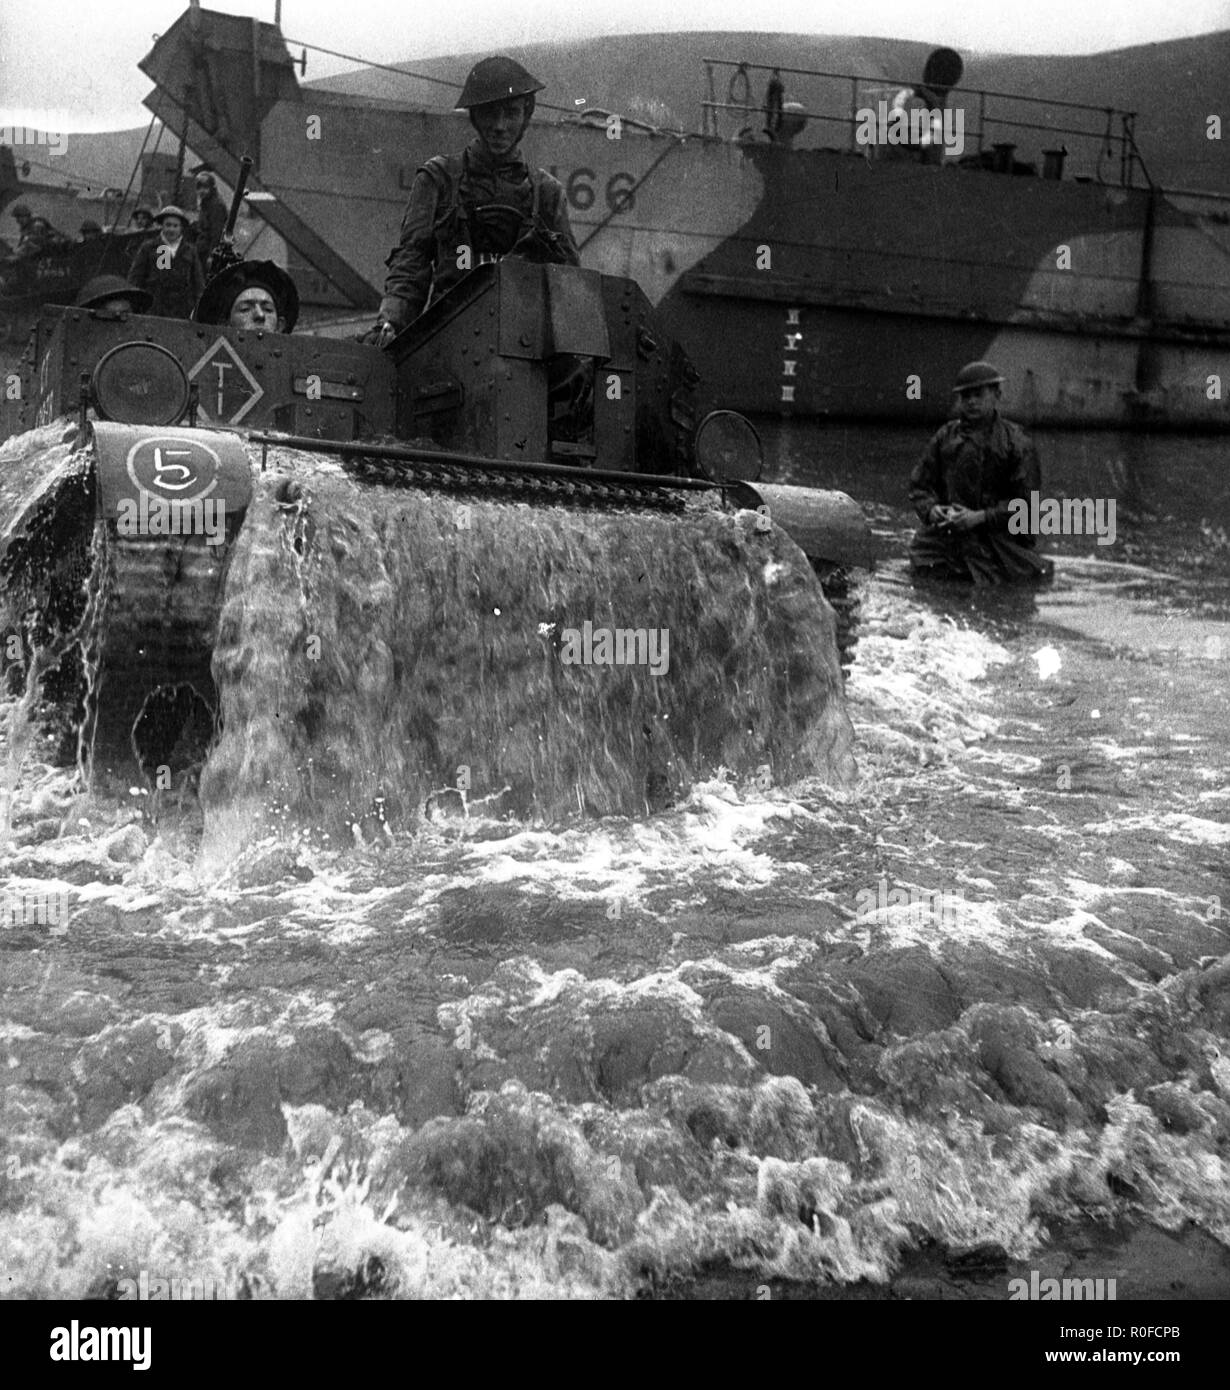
xmin=545 ymin=168 xmax=635 ymax=215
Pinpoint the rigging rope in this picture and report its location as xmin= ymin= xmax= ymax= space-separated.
xmin=727 ymin=63 xmax=752 ymax=114
xmin=283 ymin=35 xmax=575 ymax=115
xmin=94 ymin=107 xmax=160 ymax=268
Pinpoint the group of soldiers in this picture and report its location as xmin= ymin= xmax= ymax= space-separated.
xmin=6 ymin=168 xmax=224 ymax=262
xmin=74 ymin=255 xmax=297 ymax=334
xmin=5 ymin=166 xmax=236 ymax=320
xmin=65 ymin=54 xmax=1045 ymax=586
xmin=8 ymin=158 xmax=298 ymax=333
xmin=117 ymin=168 xmax=229 ymax=319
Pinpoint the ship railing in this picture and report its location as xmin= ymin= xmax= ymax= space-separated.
xmin=701 ymin=58 xmax=1149 ymax=188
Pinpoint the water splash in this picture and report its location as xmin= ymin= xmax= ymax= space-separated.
xmin=200 ymin=453 xmax=855 ymax=848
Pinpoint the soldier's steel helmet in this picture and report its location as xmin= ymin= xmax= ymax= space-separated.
xmin=456 ymin=57 xmax=545 ymax=110
xmin=193 ymin=259 xmax=300 ymax=331
xmin=12 ymin=203 xmax=32 ymax=220
xmin=952 ymin=360 xmax=1005 ymax=393
xmin=75 ymin=275 xmax=152 ymax=312
xmin=153 ymin=205 xmax=190 ymax=225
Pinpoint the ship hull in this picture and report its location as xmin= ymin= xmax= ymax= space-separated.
xmin=138 ymin=13 xmax=1230 ymax=431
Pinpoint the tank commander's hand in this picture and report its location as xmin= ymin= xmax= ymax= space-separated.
xmin=359 ymin=319 xmax=396 ymax=348
xmin=361 ymin=296 xmax=413 ymax=348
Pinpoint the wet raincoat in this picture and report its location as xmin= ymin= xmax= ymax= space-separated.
xmin=908 ymin=412 xmax=1054 ymax=584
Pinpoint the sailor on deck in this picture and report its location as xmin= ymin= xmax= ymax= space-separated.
xmin=908 ymin=361 xmax=1054 ymax=585
xmin=371 ymin=56 xmax=579 ymax=347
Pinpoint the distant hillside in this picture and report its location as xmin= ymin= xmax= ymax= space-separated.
xmin=16 ymin=27 xmax=1228 ymax=202
xmin=310 ymin=32 xmax=950 ymax=129
xmin=16 ymin=127 xmax=164 ymax=199
xmin=311 ymin=28 xmax=1230 ymax=194
xmin=970 ymin=31 xmax=1229 ymax=191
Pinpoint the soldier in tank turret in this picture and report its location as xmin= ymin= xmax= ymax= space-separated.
xmin=908 ymin=361 xmax=1054 ymax=585
xmin=370 ymin=56 xmax=580 ymax=347
xmin=74 ymin=275 xmax=152 ymax=316
xmin=193 ymin=259 xmax=299 ymax=333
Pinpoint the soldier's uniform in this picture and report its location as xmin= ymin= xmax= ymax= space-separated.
xmin=380 ymin=139 xmax=578 ymax=328
xmin=909 ymin=410 xmax=1053 ymax=584
xmin=377 ymin=57 xmax=579 ymax=334
xmin=194 ymin=187 xmax=228 ymax=264
xmin=15 ymin=217 xmax=69 ymax=259
xmin=128 ymin=208 xmax=206 ymax=321
xmin=375 ymin=57 xmax=588 ymax=446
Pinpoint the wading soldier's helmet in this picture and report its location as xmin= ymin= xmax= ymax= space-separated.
xmin=952 ymin=360 xmax=1005 ymax=394
xmin=12 ymin=203 xmax=32 ymax=224
xmin=456 ymin=56 xmax=545 ymax=113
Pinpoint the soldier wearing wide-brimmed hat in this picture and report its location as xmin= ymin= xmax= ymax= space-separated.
xmin=74 ymin=274 xmax=152 ymax=315
xmin=128 ymin=206 xmax=206 ymax=319
xmin=371 ymin=55 xmax=579 ymax=347
xmin=908 ymin=360 xmax=1053 ymax=585
xmin=194 ymin=259 xmax=299 ymax=333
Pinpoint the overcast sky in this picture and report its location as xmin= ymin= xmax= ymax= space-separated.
xmin=2 ymin=0 xmax=1229 ymax=130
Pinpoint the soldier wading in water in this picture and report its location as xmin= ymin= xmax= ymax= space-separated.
xmin=908 ymin=361 xmax=1054 ymax=585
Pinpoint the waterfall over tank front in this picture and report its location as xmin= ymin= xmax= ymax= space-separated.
xmin=0 ymin=428 xmax=856 ymax=845
xmin=200 ymin=449 xmax=855 ymax=844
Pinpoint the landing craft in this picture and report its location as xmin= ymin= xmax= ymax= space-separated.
xmin=0 ymin=258 xmax=872 ymax=839
xmin=135 ymin=8 xmax=1230 ymax=431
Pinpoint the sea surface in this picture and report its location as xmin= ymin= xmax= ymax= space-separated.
xmin=2 ymin=424 xmax=1228 ymax=1300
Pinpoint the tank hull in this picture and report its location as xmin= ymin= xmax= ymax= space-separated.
xmin=0 ymin=419 xmax=858 ymax=831
xmin=0 ymin=267 xmax=870 ymax=830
